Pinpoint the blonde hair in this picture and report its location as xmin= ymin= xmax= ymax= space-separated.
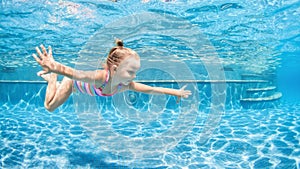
xmin=104 ymin=39 xmax=139 ymax=69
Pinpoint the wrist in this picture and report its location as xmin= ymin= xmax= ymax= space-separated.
xmin=50 ymin=61 xmax=60 ymax=73
xmin=53 ymin=61 xmax=74 ymax=78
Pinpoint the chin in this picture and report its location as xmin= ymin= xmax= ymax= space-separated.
xmin=122 ymin=82 xmax=129 ymax=85
xmin=122 ymin=81 xmax=132 ymax=85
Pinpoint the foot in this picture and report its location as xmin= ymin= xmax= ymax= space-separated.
xmin=41 ymin=73 xmax=60 ymax=88
xmin=40 ymin=73 xmax=52 ymax=82
xmin=40 ymin=72 xmax=58 ymax=82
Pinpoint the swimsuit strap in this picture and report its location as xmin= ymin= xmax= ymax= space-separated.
xmin=100 ymin=69 xmax=110 ymax=89
xmin=92 ymin=69 xmax=122 ymax=97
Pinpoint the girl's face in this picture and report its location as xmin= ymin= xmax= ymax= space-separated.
xmin=112 ymin=56 xmax=140 ymax=85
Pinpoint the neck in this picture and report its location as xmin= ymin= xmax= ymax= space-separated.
xmin=109 ymin=80 xmax=121 ymax=88
xmin=108 ymin=71 xmax=121 ymax=88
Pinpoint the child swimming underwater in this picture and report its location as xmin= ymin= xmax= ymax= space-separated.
xmin=32 ymin=39 xmax=191 ymax=112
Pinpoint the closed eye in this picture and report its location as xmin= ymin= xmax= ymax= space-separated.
xmin=128 ymin=71 xmax=135 ymax=75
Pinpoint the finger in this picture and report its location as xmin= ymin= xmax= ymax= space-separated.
xmin=48 ymin=46 xmax=52 ymax=56
xmin=40 ymin=44 xmax=47 ymax=55
xmin=186 ymin=92 xmax=192 ymax=97
xmin=181 ymin=84 xmax=187 ymax=90
xmin=32 ymin=54 xmax=41 ymax=63
xmin=186 ymin=90 xmax=192 ymax=95
xmin=35 ymin=47 xmax=43 ymax=57
xmin=181 ymin=91 xmax=191 ymax=98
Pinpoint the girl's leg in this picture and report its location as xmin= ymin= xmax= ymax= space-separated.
xmin=42 ymin=73 xmax=57 ymax=106
xmin=42 ymin=73 xmax=73 ymax=112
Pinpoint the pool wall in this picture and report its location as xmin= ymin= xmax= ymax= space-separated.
xmin=0 ymin=80 xmax=281 ymax=110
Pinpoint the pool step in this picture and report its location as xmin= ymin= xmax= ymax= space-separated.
xmin=240 ymin=92 xmax=282 ymax=102
xmin=246 ymin=86 xmax=277 ymax=98
xmin=241 ymin=83 xmax=281 ymax=109
xmin=246 ymin=86 xmax=276 ymax=92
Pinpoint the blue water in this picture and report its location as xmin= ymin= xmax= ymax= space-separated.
xmin=1 ymin=0 xmax=300 ymax=168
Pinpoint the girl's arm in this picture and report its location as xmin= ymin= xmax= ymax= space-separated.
xmin=128 ymin=82 xmax=192 ymax=101
xmin=32 ymin=45 xmax=105 ymax=85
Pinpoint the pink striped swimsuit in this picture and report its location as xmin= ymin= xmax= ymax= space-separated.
xmin=73 ymin=70 xmax=122 ymax=97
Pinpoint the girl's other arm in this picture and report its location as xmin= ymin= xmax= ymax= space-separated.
xmin=128 ymin=82 xmax=191 ymax=99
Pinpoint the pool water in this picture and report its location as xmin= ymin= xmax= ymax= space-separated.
xmin=1 ymin=0 xmax=300 ymax=168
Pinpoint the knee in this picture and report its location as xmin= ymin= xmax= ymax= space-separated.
xmin=44 ymin=102 xmax=55 ymax=112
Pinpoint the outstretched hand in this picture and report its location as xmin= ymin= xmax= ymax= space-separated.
xmin=176 ymin=84 xmax=192 ymax=103
xmin=32 ymin=45 xmax=56 ymax=76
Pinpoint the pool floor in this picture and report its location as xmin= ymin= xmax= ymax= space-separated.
xmin=1 ymin=100 xmax=299 ymax=168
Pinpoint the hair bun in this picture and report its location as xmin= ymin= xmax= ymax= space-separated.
xmin=115 ymin=39 xmax=123 ymax=47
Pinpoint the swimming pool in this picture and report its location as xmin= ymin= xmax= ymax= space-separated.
xmin=1 ymin=0 xmax=299 ymax=168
